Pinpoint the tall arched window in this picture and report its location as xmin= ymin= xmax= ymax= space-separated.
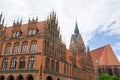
xmin=2 ymin=58 xmax=8 ymax=70
xmin=10 ymin=58 xmax=17 ymax=69
xmin=28 ymin=57 xmax=36 ymax=69
xmin=5 ymin=43 xmax=11 ymax=54
xmin=51 ymin=60 xmax=55 ymax=71
xmin=114 ymin=68 xmax=118 ymax=76
xmin=21 ymin=41 xmax=28 ymax=53
xmin=30 ymin=41 xmax=37 ymax=53
xmin=56 ymin=61 xmax=59 ymax=73
xmin=13 ymin=42 xmax=19 ymax=54
xmin=45 ymin=57 xmax=50 ymax=70
xmin=19 ymin=58 xmax=26 ymax=69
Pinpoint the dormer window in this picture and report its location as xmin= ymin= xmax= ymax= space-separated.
xmin=28 ymin=30 xmax=32 ymax=35
xmin=12 ymin=31 xmax=20 ymax=37
xmin=16 ymin=31 xmax=19 ymax=37
xmin=33 ymin=29 xmax=36 ymax=35
xmin=28 ymin=29 xmax=37 ymax=35
xmin=13 ymin=32 xmax=16 ymax=37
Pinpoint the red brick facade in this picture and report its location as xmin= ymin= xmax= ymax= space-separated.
xmin=0 ymin=12 xmax=95 ymax=80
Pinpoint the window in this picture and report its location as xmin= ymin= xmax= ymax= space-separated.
xmin=21 ymin=41 xmax=28 ymax=53
xmin=56 ymin=61 xmax=59 ymax=72
xmin=2 ymin=59 xmax=8 ymax=70
xmin=5 ymin=43 xmax=11 ymax=54
xmin=28 ymin=57 xmax=36 ymax=69
xmin=13 ymin=42 xmax=19 ymax=54
xmin=13 ymin=32 xmax=16 ymax=37
xmin=28 ymin=29 xmax=37 ymax=35
xmin=30 ymin=41 xmax=37 ymax=53
xmin=33 ymin=29 xmax=36 ymax=34
xmin=10 ymin=58 xmax=17 ymax=69
xmin=45 ymin=57 xmax=50 ymax=70
xmin=19 ymin=58 xmax=26 ymax=69
xmin=12 ymin=31 xmax=20 ymax=37
xmin=51 ymin=60 xmax=55 ymax=71
xmin=28 ymin=30 xmax=32 ymax=35
xmin=16 ymin=31 xmax=19 ymax=37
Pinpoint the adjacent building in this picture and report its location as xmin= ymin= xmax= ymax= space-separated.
xmin=91 ymin=45 xmax=120 ymax=79
xmin=0 ymin=12 xmax=95 ymax=80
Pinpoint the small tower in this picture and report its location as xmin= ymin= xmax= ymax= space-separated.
xmin=69 ymin=22 xmax=86 ymax=54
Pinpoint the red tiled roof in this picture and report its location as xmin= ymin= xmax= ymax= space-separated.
xmin=91 ymin=44 xmax=120 ymax=66
xmin=4 ymin=21 xmax=46 ymax=37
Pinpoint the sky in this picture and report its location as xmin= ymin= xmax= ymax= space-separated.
xmin=0 ymin=0 xmax=120 ymax=61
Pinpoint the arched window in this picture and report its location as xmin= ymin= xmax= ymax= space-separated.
xmin=45 ymin=57 xmax=50 ymax=70
xmin=21 ymin=41 xmax=28 ymax=53
xmin=5 ymin=43 xmax=11 ymax=54
xmin=13 ymin=42 xmax=19 ymax=54
xmin=30 ymin=41 xmax=37 ymax=53
xmin=7 ymin=75 xmax=14 ymax=80
xmin=28 ymin=57 xmax=36 ymax=69
xmin=2 ymin=58 xmax=8 ymax=70
xmin=0 ymin=75 xmax=5 ymax=80
xmin=51 ymin=60 xmax=55 ymax=71
xmin=27 ymin=75 xmax=34 ymax=80
xmin=19 ymin=58 xmax=26 ymax=69
xmin=56 ymin=61 xmax=59 ymax=73
xmin=17 ymin=75 xmax=24 ymax=80
xmin=10 ymin=58 xmax=17 ymax=69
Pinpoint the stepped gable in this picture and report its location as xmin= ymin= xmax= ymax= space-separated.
xmin=91 ymin=44 xmax=120 ymax=66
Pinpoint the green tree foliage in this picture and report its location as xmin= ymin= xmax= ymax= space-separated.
xmin=99 ymin=74 xmax=119 ymax=80
xmin=112 ymin=75 xmax=119 ymax=80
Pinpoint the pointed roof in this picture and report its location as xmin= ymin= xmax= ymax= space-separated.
xmin=91 ymin=45 xmax=120 ymax=66
xmin=73 ymin=22 xmax=81 ymax=43
xmin=74 ymin=21 xmax=79 ymax=34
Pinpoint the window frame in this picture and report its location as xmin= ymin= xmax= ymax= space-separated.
xmin=28 ymin=57 xmax=36 ymax=69
xmin=2 ymin=58 xmax=8 ymax=70
xmin=10 ymin=58 xmax=17 ymax=69
xmin=19 ymin=58 xmax=26 ymax=69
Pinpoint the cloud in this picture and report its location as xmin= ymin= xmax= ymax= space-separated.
xmin=0 ymin=0 xmax=120 ymax=49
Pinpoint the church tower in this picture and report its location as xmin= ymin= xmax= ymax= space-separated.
xmin=69 ymin=22 xmax=86 ymax=54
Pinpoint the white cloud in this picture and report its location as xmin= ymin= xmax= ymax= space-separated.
xmin=0 ymin=0 xmax=120 ymax=49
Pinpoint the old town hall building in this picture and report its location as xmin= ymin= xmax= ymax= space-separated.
xmin=0 ymin=12 xmax=95 ymax=80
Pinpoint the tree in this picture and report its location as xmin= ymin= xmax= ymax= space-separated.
xmin=99 ymin=74 xmax=119 ymax=80
xmin=99 ymin=74 xmax=112 ymax=80
xmin=112 ymin=75 xmax=119 ymax=80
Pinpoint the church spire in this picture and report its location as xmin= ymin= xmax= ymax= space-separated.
xmin=69 ymin=21 xmax=86 ymax=53
xmin=74 ymin=21 xmax=79 ymax=35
